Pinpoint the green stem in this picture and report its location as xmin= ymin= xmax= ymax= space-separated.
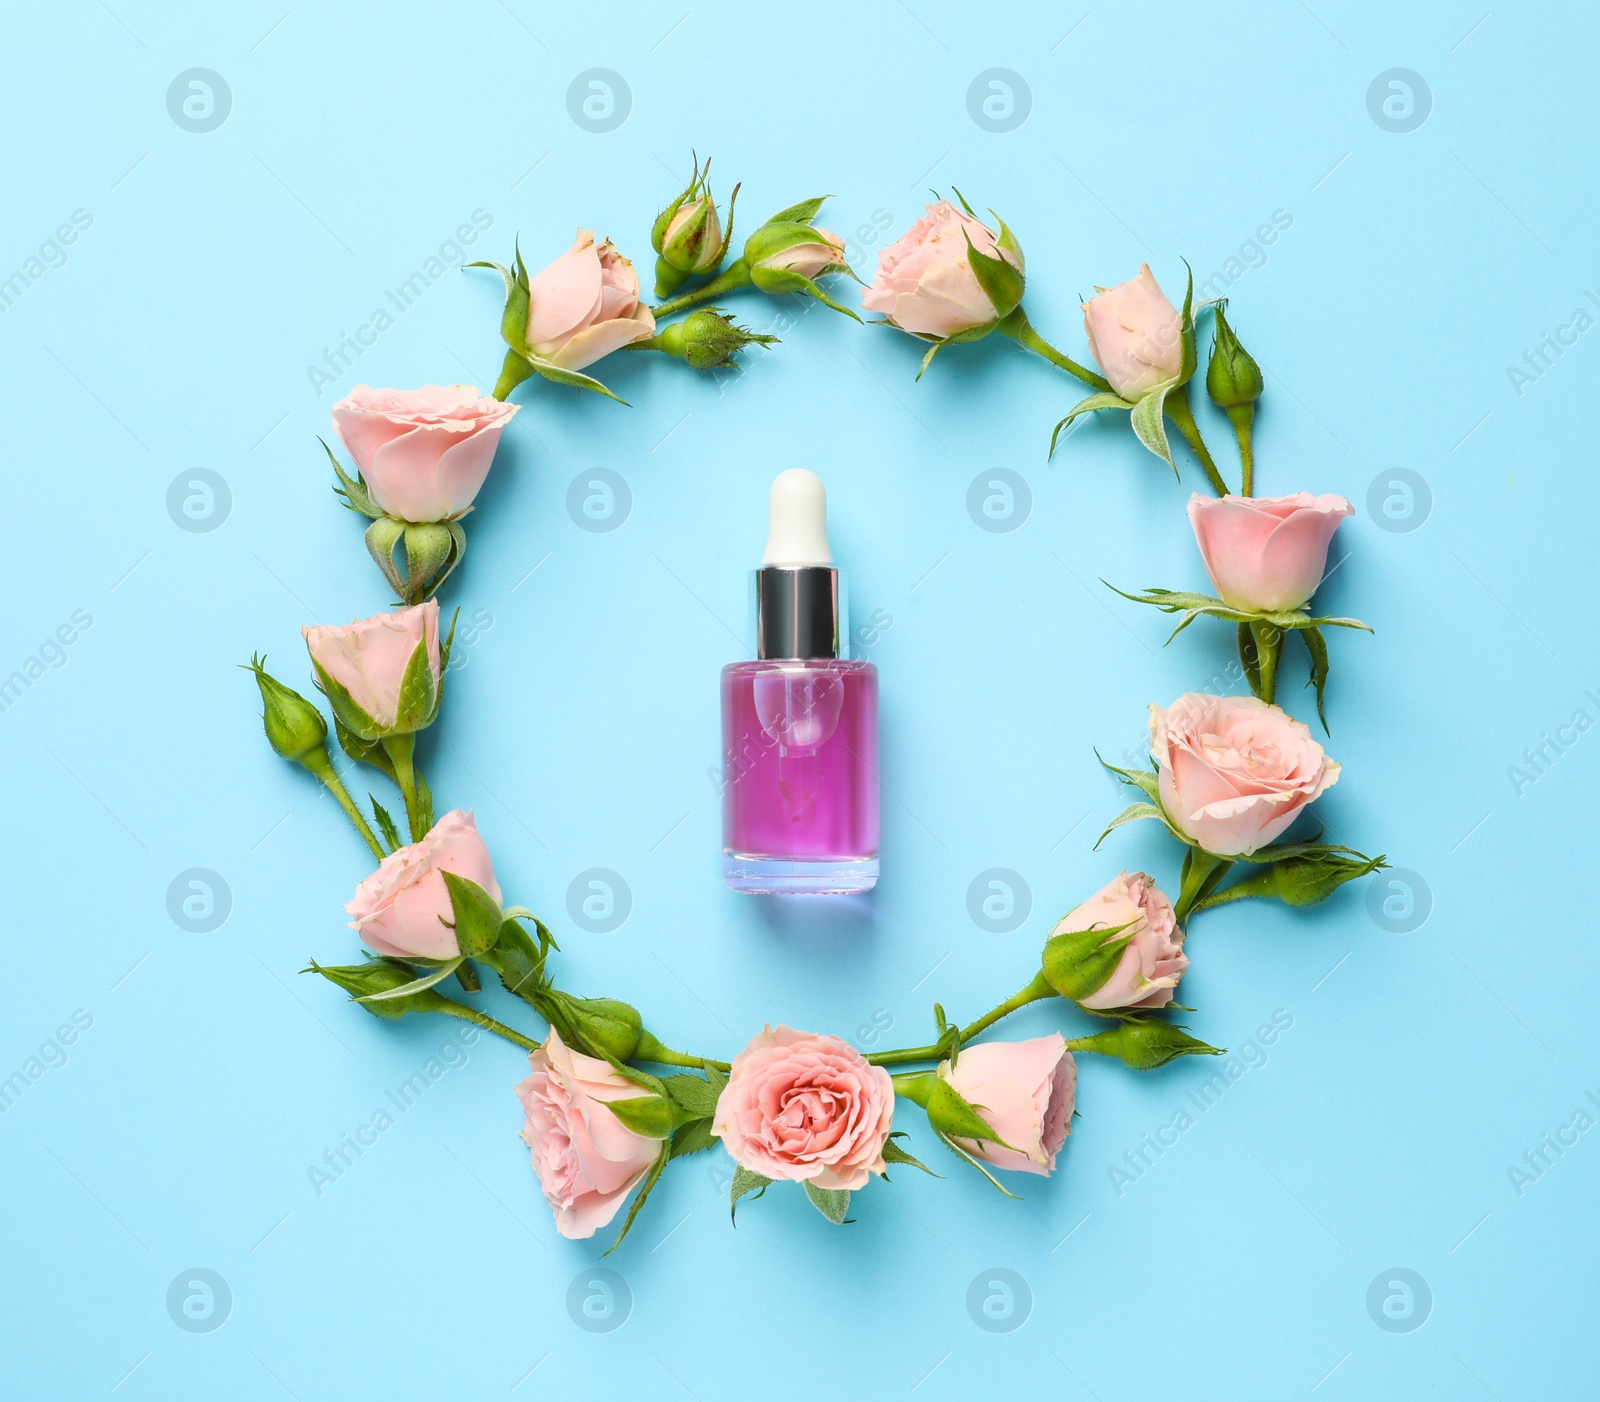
xmin=633 ymin=1030 xmax=730 ymax=1073
xmin=1250 ymin=620 xmax=1281 ymax=705
xmin=867 ymin=971 xmax=1057 ymax=1067
xmin=300 ymin=748 xmax=386 ymax=861
xmin=1228 ymin=405 xmax=1256 ymax=496
xmin=381 ymin=732 xmax=424 ymax=841
xmin=437 ymin=1002 xmax=540 ymax=1052
xmin=652 ymin=258 xmax=752 ymax=317
xmin=1164 ymin=386 xmax=1229 ymax=496
xmin=1174 ymin=848 xmax=1233 ymax=923
xmin=996 ymin=307 xmax=1112 ymax=391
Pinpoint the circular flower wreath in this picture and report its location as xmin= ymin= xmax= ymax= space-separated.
xmin=247 ymin=157 xmax=1385 ymax=1249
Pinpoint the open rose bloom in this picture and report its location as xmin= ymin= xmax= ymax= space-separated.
xmin=711 ymin=1026 xmax=895 ymax=1190
xmin=331 ymin=385 xmax=517 ymax=523
xmin=1083 ymin=264 xmax=1184 ymax=400
xmin=862 ymin=200 xmax=1022 ymax=338
xmin=1052 ymin=872 xmax=1188 ymax=1011
xmin=1188 ymin=491 xmax=1355 ymax=613
xmin=303 ymin=600 xmax=440 ymax=736
xmin=939 ymin=1034 xmax=1075 ymax=1176
xmin=1152 ymin=693 xmax=1341 ymax=856
xmin=525 ymin=229 xmax=655 ymax=370
xmin=345 ymin=809 xmax=500 ymax=958
xmin=517 ymin=1028 xmax=668 ymax=1239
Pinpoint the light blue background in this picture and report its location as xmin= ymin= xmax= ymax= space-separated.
xmin=3 ymin=1 xmax=1594 ymax=1396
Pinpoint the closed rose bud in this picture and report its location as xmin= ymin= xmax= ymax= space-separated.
xmin=1044 ymin=872 xmax=1188 ymax=1011
xmin=651 ymin=158 xmax=738 ymax=295
xmin=652 ymin=308 xmax=778 ymax=370
xmin=1068 ymin=1018 xmax=1222 ymax=1070
xmin=936 ymin=1035 xmax=1076 ymax=1176
xmin=524 ymin=230 xmax=656 ymax=371
xmin=307 ymin=957 xmax=455 ymax=1021
xmin=247 ymin=655 xmax=327 ymax=764
xmin=303 ymin=601 xmax=442 ymax=740
xmin=1083 ymin=264 xmax=1184 ymax=400
xmin=1188 ymin=491 xmax=1355 ymax=613
xmin=1212 ymin=850 xmax=1387 ymax=909
xmin=537 ymin=990 xmax=644 ymax=1064
xmin=1205 ymin=304 xmax=1263 ymax=409
xmin=746 ymin=222 xmax=848 ymax=286
xmin=863 ymin=199 xmax=1024 ymax=338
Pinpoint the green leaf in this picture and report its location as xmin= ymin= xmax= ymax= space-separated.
xmin=1049 ymin=391 xmax=1134 ymax=458
xmin=934 ymin=1130 xmax=1020 ymax=1199
xmin=413 ymin=769 xmax=435 ymax=837
xmin=1096 ymin=751 xmax=1160 ymax=804
xmin=802 ymin=1180 xmax=852 ymax=1225
xmin=765 ymin=196 xmax=828 ymax=225
xmin=603 ymin=1142 xmax=670 ymax=1256
xmin=882 ymin=1133 xmax=939 ymax=1178
xmin=369 ymin=797 xmax=402 ymax=853
xmin=439 ymin=871 xmax=504 ymax=957
xmin=660 ymin=1074 xmax=720 ymax=1119
xmin=704 ymin=1062 xmax=728 ymax=1095
xmin=730 ymin=1165 xmax=772 ymax=1221
xmin=1129 ymin=381 xmax=1178 ymax=472
xmin=1301 ymin=624 xmax=1331 ymax=733
xmin=356 ymin=956 xmax=462 ymax=1003
xmin=669 ymin=1117 xmax=716 ymax=1159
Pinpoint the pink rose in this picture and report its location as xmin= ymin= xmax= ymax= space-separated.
xmin=753 ymin=227 xmax=846 ymax=280
xmin=862 ymin=200 xmax=1023 ymax=338
xmin=1049 ymin=872 xmax=1188 ymax=1011
xmin=711 ymin=1026 xmax=895 ymax=1190
xmin=525 ymin=229 xmax=655 ymax=370
xmin=331 ymin=385 xmax=518 ymax=523
xmin=1151 ymin=693 xmax=1342 ymax=857
xmin=1083 ymin=264 xmax=1183 ymax=399
xmin=516 ymin=1028 xmax=668 ymax=1240
xmin=938 ymin=1034 xmax=1075 ymax=1176
xmin=1188 ymin=491 xmax=1355 ymax=613
xmin=345 ymin=809 xmax=501 ymax=958
xmin=303 ymin=601 xmax=440 ymax=735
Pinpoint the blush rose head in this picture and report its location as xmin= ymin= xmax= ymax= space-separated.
xmin=1083 ymin=264 xmax=1184 ymax=400
xmin=345 ymin=809 xmax=501 ymax=959
xmin=1188 ymin=491 xmax=1355 ymax=613
xmin=302 ymin=600 xmax=443 ymax=740
xmin=711 ymin=1026 xmax=895 ymax=1191
xmin=1044 ymin=872 xmax=1188 ymax=1011
xmin=524 ymin=229 xmax=656 ymax=370
xmin=516 ymin=1028 xmax=670 ymax=1240
xmin=331 ymin=385 xmax=518 ymax=524
xmin=1151 ymin=692 xmax=1341 ymax=856
xmin=863 ymin=197 xmax=1025 ymax=340
xmin=937 ymin=1034 xmax=1075 ymax=1176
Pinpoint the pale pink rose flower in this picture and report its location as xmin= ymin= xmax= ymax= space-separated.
xmin=345 ymin=809 xmax=501 ymax=959
xmin=302 ymin=601 xmax=440 ymax=731
xmin=1151 ymin=693 xmax=1342 ymax=857
xmin=525 ymin=230 xmax=655 ymax=370
xmin=939 ymin=1034 xmax=1076 ymax=1176
xmin=862 ymin=200 xmax=1020 ymax=338
xmin=1050 ymin=872 xmax=1188 ymax=1011
xmin=331 ymin=385 xmax=518 ymax=523
xmin=711 ymin=1026 xmax=895 ymax=1190
xmin=753 ymin=228 xmax=846 ymax=280
xmin=516 ymin=1028 xmax=668 ymax=1239
xmin=1083 ymin=264 xmax=1184 ymax=399
xmin=1188 ymin=491 xmax=1355 ymax=612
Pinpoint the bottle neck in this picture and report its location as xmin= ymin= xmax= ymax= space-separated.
xmin=755 ymin=566 xmax=840 ymax=660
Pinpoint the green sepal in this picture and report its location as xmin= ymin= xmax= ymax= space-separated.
xmin=1238 ymin=621 xmax=1262 ymax=695
xmin=438 ymin=871 xmax=504 ymax=957
xmin=323 ymin=440 xmax=385 ymax=519
xmin=400 ymin=522 xmax=457 ymax=603
xmin=310 ymin=657 xmax=386 ymax=744
xmin=1097 ymin=751 xmax=1161 ymax=804
xmin=746 ymin=264 xmax=861 ymax=321
xmin=961 ymin=224 xmax=1024 ymax=324
xmin=802 ymin=1180 xmax=852 ymax=1225
xmin=363 ymin=516 xmax=407 ymax=600
xmin=1049 ymin=392 xmax=1134 ymax=456
xmin=478 ymin=915 xmax=553 ymax=1001
xmin=391 ymin=633 xmax=440 ymax=734
xmin=1130 ymin=380 xmax=1181 ymax=474
xmin=730 ymin=1165 xmax=772 ymax=1220
xmin=1040 ymin=920 xmax=1133 ymax=1004
xmin=334 ymin=715 xmax=396 ymax=781
xmin=923 ymin=1078 xmax=1016 ymax=1153
xmin=934 ymin=1129 xmax=1020 ymax=1199
xmin=1175 ymin=261 xmax=1198 ymax=387
xmin=604 ymin=1091 xmax=678 ymax=1140
xmin=602 ymin=1141 xmax=670 ymax=1256
xmin=491 ymin=346 xmax=538 ymax=401
xmin=1066 ymin=1017 xmax=1224 ymax=1070
xmin=1301 ymin=624 xmax=1331 ymax=733
xmin=1095 ymin=800 xmax=1176 ymax=848
xmin=1104 ymin=583 xmax=1372 ymax=646
xmin=881 ymin=1132 xmax=938 ymax=1179
xmin=763 ymin=196 xmax=828 ymax=225
xmin=355 ymin=955 xmax=463 ymax=1003
xmin=522 ymin=351 xmax=631 ymax=405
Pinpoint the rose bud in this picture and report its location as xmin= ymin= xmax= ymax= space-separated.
xmin=345 ymin=809 xmax=502 ymax=959
xmin=651 ymin=157 xmax=738 ymax=296
xmin=535 ymin=989 xmax=644 ymax=1064
xmin=1083 ymin=264 xmax=1184 ymax=399
xmin=1188 ymin=491 xmax=1355 ymax=613
xmin=862 ymin=198 xmax=1025 ymax=340
xmin=302 ymin=601 xmax=442 ymax=742
xmin=1150 ymin=693 xmax=1341 ymax=857
xmin=307 ymin=957 xmax=457 ymax=1021
xmin=643 ymin=308 xmax=778 ymax=370
xmin=1205 ymin=848 xmax=1388 ymax=909
xmin=711 ymin=1026 xmax=895 ymax=1191
xmin=247 ymin=654 xmax=327 ymax=764
xmin=935 ymin=1035 xmax=1076 ymax=1176
xmin=1043 ymin=872 xmax=1188 ymax=1012
xmin=516 ymin=1028 xmax=671 ymax=1239
xmin=746 ymin=222 xmax=849 ymax=284
xmin=1206 ymin=304 xmax=1263 ymax=411
xmin=525 ymin=230 xmax=656 ymax=371
xmin=1067 ymin=1018 xmax=1223 ymax=1071
xmin=330 ymin=385 xmax=518 ymax=525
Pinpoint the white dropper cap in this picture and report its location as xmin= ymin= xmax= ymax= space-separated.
xmin=762 ymin=468 xmax=833 ymax=566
